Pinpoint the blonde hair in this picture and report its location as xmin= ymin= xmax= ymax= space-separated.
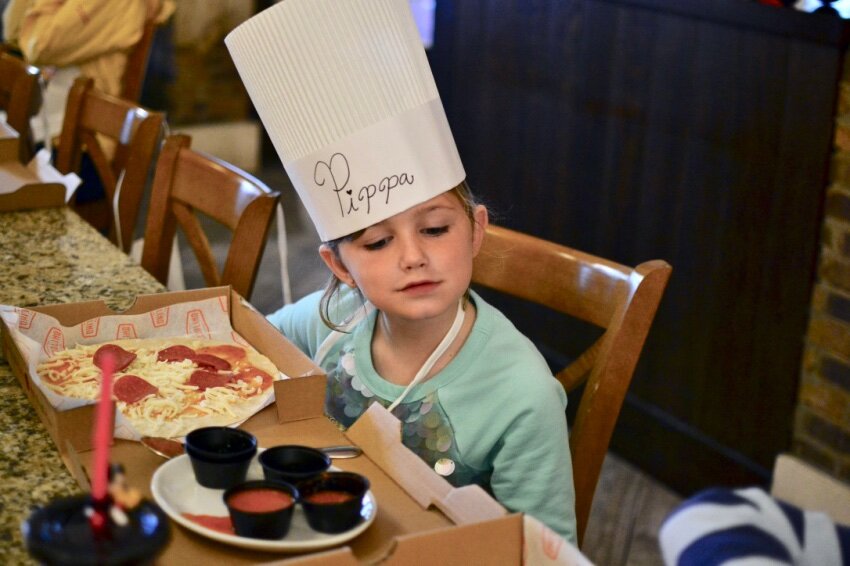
xmin=319 ymin=181 xmax=481 ymax=330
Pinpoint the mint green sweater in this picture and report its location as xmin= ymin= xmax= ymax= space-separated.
xmin=267 ymin=289 xmax=577 ymax=542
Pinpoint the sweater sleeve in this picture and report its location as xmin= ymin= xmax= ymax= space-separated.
xmin=266 ymin=287 xmax=364 ymax=359
xmin=438 ymin=297 xmax=578 ymax=543
xmin=489 ymin=379 xmax=577 ymax=544
xmin=266 ymin=290 xmax=326 ymax=359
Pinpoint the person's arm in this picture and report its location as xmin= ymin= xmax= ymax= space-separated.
xmin=489 ymin=381 xmax=577 ymax=544
xmin=266 ymin=290 xmax=326 ymax=358
xmin=659 ymin=487 xmax=850 ymax=566
xmin=267 ymin=287 xmax=366 ymax=360
xmin=2 ymin=0 xmax=31 ymax=47
xmin=16 ymin=0 xmax=148 ymax=67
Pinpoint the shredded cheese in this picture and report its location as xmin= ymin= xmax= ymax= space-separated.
xmin=35 ymin=337 xmax=279 ymax=437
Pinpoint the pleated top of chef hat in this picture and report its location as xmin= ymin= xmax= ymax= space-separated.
xmin=225 ymin=0 xmax=466 ymax=242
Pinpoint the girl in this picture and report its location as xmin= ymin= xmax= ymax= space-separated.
xmin=227 ymin=0 xmax=576 ymax=543
xmin=267 ymin=181 xmax=577 ymax=542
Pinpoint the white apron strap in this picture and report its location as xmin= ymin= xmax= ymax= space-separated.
xmin=313 ymin=301 xmax=375 ymax=367
xmin=314 ymin=299 xmax=465 ymax=413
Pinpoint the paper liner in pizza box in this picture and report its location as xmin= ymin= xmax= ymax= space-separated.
xmin=0 ymin=297 xmax=288 ymax=441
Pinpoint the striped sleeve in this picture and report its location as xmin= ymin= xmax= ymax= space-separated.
xmin=659 ymin=487 xmax=850 ymax=566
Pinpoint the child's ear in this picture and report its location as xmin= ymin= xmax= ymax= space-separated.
xmin=471 ymin=205 xmax=489 ymax=257
xmin=319 ymin=244 xmax=356 ymax=288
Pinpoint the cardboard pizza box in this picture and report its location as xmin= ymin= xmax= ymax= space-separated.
xmin=2 ymin=286 xmax=585 ymax=564
xmin=1 ymin=286 xmax=322 ymax=454
xmin=0 ymin=121 xmax=67 ymax=210
xmin=0 ymin=121 xmax=20 ymax=162
xmin=0 ymin=127 xmax=79 ymax=211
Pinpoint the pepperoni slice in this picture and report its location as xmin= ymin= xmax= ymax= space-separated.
xmin=187 ymin=370 xmax=232 ymax=391
xmin=157 ymin=345 xmax=195 ymax=363
xmin=235 ymin=367 xmax=274 ymax=391
xmin=93 ymin=344 xmax=137 ymax=372
xmin=196 ymin=344 xmax=246 ymax=364
xmin=113 ymin=375 xmax=158 ymax=404
xmin=190 ymin=354 xmax=231 ymax=371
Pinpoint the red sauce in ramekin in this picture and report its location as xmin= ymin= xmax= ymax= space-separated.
xmin=304 ymin=490 xmax=355 ymax=505
xmin=227 ymin=488 xmax=293 ymax=513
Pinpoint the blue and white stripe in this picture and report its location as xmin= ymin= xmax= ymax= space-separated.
xmin=659 ymin=487 xmax=850 ymax=565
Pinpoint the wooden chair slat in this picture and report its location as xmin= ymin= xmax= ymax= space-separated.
xmin=55 ymin=77 xmax=163 ymax=252
xmin=172 ymin=200 xmax=221 ymax=288
xmin=140 ymin=134 xmax=280 ymax=300
xmin=80 ymin=130 xmax=118 ymax=197
xmin=121 ymin=20 xmax=157 ymax=103
xmin=0 ymin=52 xmax=41 ymax=162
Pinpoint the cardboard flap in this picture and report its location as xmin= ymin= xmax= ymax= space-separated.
xmin=346 ymin=403 xmax=506 ymax=524
xmin=385 ymin=515 xmax=522 ymax=565
xmin=260 ymin=547 xmax=359 ymax=565
xmin=0 ymin=181 xmax=66 ymax=211
xmin=230 ymin=289 xmax=322 ymax=380
xmin=0 ymin=122 xmax=20 ymax=163
xmin=437 ymin=484 xmax=506 ymax=525
xmin=273 ymin=374 xmax=326 ymax=423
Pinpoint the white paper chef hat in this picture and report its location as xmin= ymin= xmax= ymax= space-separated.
xmin=225 ymin=0 xmax=466 ymax=242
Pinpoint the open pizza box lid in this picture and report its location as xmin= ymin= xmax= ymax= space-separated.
xmin=0 ymin=124 xmax=80 ymax=211
xmin=1 ymin=286 xmax=586 ymax=564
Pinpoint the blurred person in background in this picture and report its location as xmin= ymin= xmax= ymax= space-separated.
xmin=2 ymin=0 xmax=175 ymax=228
xmin=2 ymin=0 xmax=175 ymax=145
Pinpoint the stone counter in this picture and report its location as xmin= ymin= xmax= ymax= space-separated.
xmin=0 ymin=207 xmax=164 ymax=563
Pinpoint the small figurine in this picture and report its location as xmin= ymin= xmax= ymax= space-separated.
xmin=106 ymin=463 xmax=143 ymax=526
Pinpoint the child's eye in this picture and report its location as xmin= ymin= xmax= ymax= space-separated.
xmin=363 ymin=237 xmax=391 ymax=251
xmin=422 ymin=225 xmax=449 ymax=236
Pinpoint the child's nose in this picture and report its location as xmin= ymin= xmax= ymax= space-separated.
xmin=399 ymin=237 xmax=427 ymax=270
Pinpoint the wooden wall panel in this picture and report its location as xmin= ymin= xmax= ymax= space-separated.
xmin=431 ymin=0 xmax=850 ymax=493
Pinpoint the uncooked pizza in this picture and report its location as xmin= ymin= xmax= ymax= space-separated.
xmin=36 ymin=337 xmax=280 ymax=438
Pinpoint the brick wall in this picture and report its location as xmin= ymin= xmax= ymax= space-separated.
xmin=794 ymin=67 xmax=850 ymax=484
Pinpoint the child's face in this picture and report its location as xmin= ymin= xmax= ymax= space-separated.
xmin=320 ymin=191 xmax=488 ymax=323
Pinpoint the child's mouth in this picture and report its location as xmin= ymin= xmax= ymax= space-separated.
xmin=401 ymin=281 xmax=438 ymax=293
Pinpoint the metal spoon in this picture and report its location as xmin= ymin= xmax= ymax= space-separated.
xmin=140 ymin=436 xmax=186 ymax=460
xmin=140 ymin=436 xmax=362 ymax=460
xmin=316 ymin=445 xmax=363 ymax=459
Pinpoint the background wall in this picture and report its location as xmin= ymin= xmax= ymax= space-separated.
xmin=429 ymin=0 xmax=850 ymax=493
xmin=142 ymin=0 xmax=260 ymax=172
xmin=796 ymin=59 xmax=850 ymax=483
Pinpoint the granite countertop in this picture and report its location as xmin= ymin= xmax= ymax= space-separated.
xmin=0 ymin=207 xmax=165 ymax=563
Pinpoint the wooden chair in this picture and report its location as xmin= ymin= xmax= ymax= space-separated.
xmin=121 ymin=19 xmax=158 ymax=103
xmin=140 ymin=134 xmax=281 ymax=300
xmin=471 ymin=224 xmax=672 ymax=546
xmin=0 ymin=51 xmax=41 ymax=162
xmin=55 ymin=76 xmax=164 ymax=252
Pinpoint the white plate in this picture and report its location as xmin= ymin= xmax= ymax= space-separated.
xmin=150 ymin=454 xmax=377 ymax=553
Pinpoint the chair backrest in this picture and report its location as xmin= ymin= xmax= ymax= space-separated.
xmin=472 ymin=224 xmax=672 ymax=546
xmin=140 ymin=134 xmax=281 ymax=300
xmin=0 ymin=51 xmax=41 ymax=162
xmin=55 ymin=76 xmax=164 ymax=252
xmin=121 ymin=19 xmax=158 ymax=102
